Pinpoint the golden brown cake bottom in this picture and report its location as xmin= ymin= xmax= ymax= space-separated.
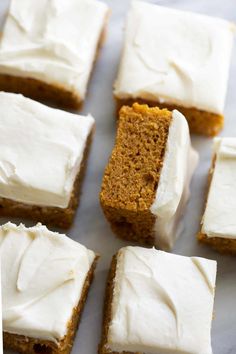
xmin=4 ymin=257 xmax=98 ymax=354
xmin=197 ymin=156 xmax=236 ymax=254
xmin=0 ymin=18 xmax=108 ymax=110
xmin=116 ymin=98 xmax=224 ymax=137
xmin=0 ymin=129 xmax=94 ymax=229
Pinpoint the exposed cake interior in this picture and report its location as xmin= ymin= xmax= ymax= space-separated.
xmin=116 ymin=97 xmax=224 ymax=136
xmin=100 ymin=103 xmax=198 ymax=248
xmin=102 ymin=103 xmax=172 ymax=208
xmin=100 ymin=103 xmax=172 ymax=243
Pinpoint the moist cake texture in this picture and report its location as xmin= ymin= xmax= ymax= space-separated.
xmin=114 ymin=1 xmax=235 ymax=136
xmin=99 ymin=246 xmax=217 ymax=354
xmin=0 ymin=0 xmax=108 ymax=108
xmin=100 ymin=103 xmax=198 ymax=250
xmin=116 ymin=98 xmax=224 ymax=137
xmin=1 ymin=222 xmax=98 ymax=354
xmin=198 ymin=138 xmax=236 ymax=254
xmin=0 ymin=92 xmax=95 ymax=228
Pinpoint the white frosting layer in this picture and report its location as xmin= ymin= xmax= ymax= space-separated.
xmin=0 ymin=222 xmax=96 ymax=342
xmin=202 ymin=138 xmax=236 ymax=239
xmin=0 ymin=92 xmax=94 ymax=208
xmin=107 ymin=246 xmax=216 ymax=354
xmin=0 ymin=0 xmax=108 ymax=99
xmin=114 ymin=1 xmax=235 ymax=114
xmin=150 ymin=110 xmax=198 ymax=250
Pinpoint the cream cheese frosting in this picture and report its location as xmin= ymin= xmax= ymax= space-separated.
xmin=0 ymin=92 xmax=94 ymax=208
xmin=150 ymin=110 xmax=198 ymax=250
xmin=107 ymin=246 xmax=217 ymax=354
xmin=0 ymin=0 xmax=108 ymax=99
xmin=202 ymin=138 xmax=236 ymax=239
xmin=114 ymin=1 xmax=235 ymax=114
xmin=0 ymin=222 xmax=96 ymax=342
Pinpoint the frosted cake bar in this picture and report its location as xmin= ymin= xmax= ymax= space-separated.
xmin=0 ymin=92 xmax=95 ymax=228
xmin=100 ymin=246 xmax=217 ymax=354
xmin=114 ymin=1 xmax=235 ymax=136
xmin=1 ymin=222 xmax=98 ymax=354
xmin=199 ymin=138 xmax=236 ymax=254
xmin=0 ymin=0 xmax=109 ymax=108
xmin=100 ymin=103 xmax=198 ymax=250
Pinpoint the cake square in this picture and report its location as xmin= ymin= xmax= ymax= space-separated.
xmin=100 ymin=103 xmax=198 ymax=250
xmin=114 ymin=0 xmax=235 ymax=136
xmin=1 ymin=222 xmax=98 ymax=354
xmin=198 ymin=137 xmax=236 ymax=254
xmin=0 ymin=92 xmax=95 ymax=228
xmin=100 ymin=246 xmax=217 ymax=354
xmin=0 ymin=0 xmax=109 ymax=109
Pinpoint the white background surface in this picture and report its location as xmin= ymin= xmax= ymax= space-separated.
xmin=0 ymin=0 xmax=236 ymax=353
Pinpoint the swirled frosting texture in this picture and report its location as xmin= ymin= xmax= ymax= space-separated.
xmin=202 ymin=138 xmax=236 ymax=239
xmin=151 ymin=110 xmax=198 ymax=250
xmin=107 ymin=247 xmax=216 ymax=354
xmin=114 ymin=1 xmax=235 ymax=114
xmin=0 ymin=92 xmax=94 ymax=208
xmin=0 ymin=0 xmax=108 ymax=98
xmin=0 ymin=222 xmax=96 ymax=342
